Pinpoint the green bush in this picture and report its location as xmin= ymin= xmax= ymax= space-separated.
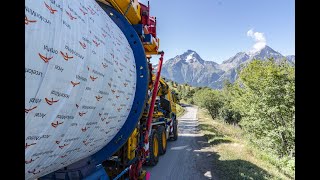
xmin=193 ymin=88 xmax=224 ymax=119
xmin=220 ymin=106 xmax=241 ymax=125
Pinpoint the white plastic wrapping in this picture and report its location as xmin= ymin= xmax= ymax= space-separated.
xmin=25 ymin=0 xmax=137 ymax=179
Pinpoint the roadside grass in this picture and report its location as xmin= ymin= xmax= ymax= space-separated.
xmin=179 ymin=99 xmax=188 ymax=105
xmin=198 ymin=108 xmax=293 ymax=180
xmin=176 ymin=103 xmax=185 ymax=117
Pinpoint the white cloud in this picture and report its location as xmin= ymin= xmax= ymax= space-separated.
xmin=247 ymin=29 xmax=267 ymax=54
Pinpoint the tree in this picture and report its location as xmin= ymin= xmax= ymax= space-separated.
xmin=193 ymin=89 xmax=224 ymax=119
xmin=232 ymin=59 xmax=295 ymax=157
xmin=219 ymin=80 xmax=242 ymax=125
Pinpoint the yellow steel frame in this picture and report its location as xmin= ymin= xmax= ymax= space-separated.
xmin=99 ymin=0 xmax=141 ymax=25
xmin=127 ymin=128 xmax=138 ymax=160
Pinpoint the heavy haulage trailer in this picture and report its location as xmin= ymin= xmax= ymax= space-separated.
xmin=25 ymin=0 xmax=179 ymax=179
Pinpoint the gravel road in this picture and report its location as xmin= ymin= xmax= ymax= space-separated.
xmin=145 ymin=106 xmax=216 ymax=180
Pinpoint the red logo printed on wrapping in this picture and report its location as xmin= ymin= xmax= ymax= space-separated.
xmin=25 ymin=16 xmax=36 ymax=25
xmin=25 ymin=157 xmax=39 ymax=164
xmin=51 ymin=121 xmax=63 ymax=128
xmin=66 ymin=10 xmax=77 ymax=20
xmin=79 ymin=111 xmax=87 ymax=117
xmin=28 ymin=169 xmax=40 ymax=175
xmin=95 ymin=95 xmax=102 ymax=101
xmin=25 ymin=106 xmax=37 ymax=113
xmin=102 ymin=63 xmax=108 ymax=68
xmin=25 ymin=143 xmax=36 ymax=149
xmin=38 ymin=53 xmax=53 ymax=63
xmin=87 ymin=7 xmax=95 ymax=15
xmin=90 ymin=76 xmax=98 ymax=81
xmin=60 ymin=155 xmax=67 ymax=158
xmin=44 ymin=2 xmax=57 ymax=14
xmin=71 ymin=81 xmax=80 ymax=87
xmin=93 ymin=40 xmax=100 ymax=47
xmin=81 ymin=127 xmax=89 ymax=132
xmin=58 ymin=144 xmax=68 ymax=149
xmin=60 ymin=51 xmax=73 ymax=61
xmin=79 ymin=8 xmax=87 ymax=15
xmin=45 ymin=98 xmax=59 ymax=105
xmin=79 ymin=41 xmax=86 ymax=49
xmin=83 ymin=140 xmax=89 ymax=146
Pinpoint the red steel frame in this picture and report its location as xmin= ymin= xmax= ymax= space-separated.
xmin=144 ymin=51 xmax=164 ymax=143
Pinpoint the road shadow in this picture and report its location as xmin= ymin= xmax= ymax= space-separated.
xmin=179 ymin=103 xmax=192 ymax=107
xmin=159 ymin=135 xmax=272 ymax=180
xmin=198 ymin=122 xmax=233 ymax=146
xmin=195 ymin=121 xmax=273 ymax=179
xmin=209 ymin=152 xmax=273 ymax=180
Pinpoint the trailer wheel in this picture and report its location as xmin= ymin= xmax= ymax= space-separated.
xmin=145 ymin=129 xmax=159 ymax=166
xmin=171 ymin=118 xmax=178 ymax=141
xmin=158 ymin=125 xmax=167 ymax=155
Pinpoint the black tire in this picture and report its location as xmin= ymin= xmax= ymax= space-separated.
xmin=145 ymin=129 xmax=159 ymax=166
xmin=157 ymin=125 xmax=167 ymax=155
xmin=171 ymin=118 xmax=178 ymax=141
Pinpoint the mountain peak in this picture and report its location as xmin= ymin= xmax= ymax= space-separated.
xmin=249 ymin=45 xmax=283 ymax=60
xmin=261 ymin=45 xmax=277 ymax=53
xmin=221 ymin=52 xmax=248 ymax=64
xmin=180 ymin=50 xmax=204 ymax=64
xmin=182 ymin=49 xmax=198 ymax=57
xmin=219 ymin=52 xmax=249 ymax=71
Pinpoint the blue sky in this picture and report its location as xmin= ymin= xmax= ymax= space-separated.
xmin=139 ymin=0 xmax=295 ymax=64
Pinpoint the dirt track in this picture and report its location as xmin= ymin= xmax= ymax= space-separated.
xmin=145 ymin=106 xmax=217 ymax=180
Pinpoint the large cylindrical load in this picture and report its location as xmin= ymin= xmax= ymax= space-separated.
xmin=25 ymin=0 xmax=148 ymax=179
